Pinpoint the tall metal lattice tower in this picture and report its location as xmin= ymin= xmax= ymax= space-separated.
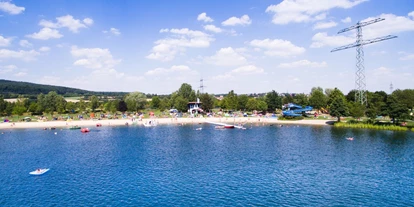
xmin=199 ymin=78 xmax=206 ymax=94
xmin=390 ymin=82 xmax=394 ymax=94
xmin=331 ymin=18 xmax=397 ymax=105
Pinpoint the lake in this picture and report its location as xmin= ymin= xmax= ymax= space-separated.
xmin=1 ymin=125 xmax=413 ymax=206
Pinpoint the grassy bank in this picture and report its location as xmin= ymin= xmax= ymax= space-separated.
xmin=334 ymin=122 xmax=412 ymax=132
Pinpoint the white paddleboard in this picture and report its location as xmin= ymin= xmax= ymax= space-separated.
xmin=29 ymin=168 xmax=49 ymax=175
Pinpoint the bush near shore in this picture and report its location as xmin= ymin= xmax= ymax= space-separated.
xmin=334 ymin=121 xmax=412 ymax=132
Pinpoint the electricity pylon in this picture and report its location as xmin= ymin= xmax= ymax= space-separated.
xmin=331 ymin=18 xmax=397 ymax=105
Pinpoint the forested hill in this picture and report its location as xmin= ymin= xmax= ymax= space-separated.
xmin=0 ymin=79 xmax=128 ymax=98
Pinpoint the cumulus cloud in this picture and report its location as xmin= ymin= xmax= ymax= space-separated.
xmin=222 ymin=15 xmax=252 ymax=26
xmin=0 ymin=64 xmax=17 ymax=74
xmin=197 ymin=12 xmax=213 ymax=22
xmin=26 ymin=28 xmax=63 ymax=40
xmin=203 ymin=25 xmax=222 ymax=33
xmin=39 ymin=15 xmax=93 ymax=33
xmin=103 ymin=27 xmax=121 ymax=35
xmin=360 ymin=12 xmax=414 ymax=39
xmin=399 ymin=52 xmax=414 ymax=60
xmin=71 ymin=46 xmax=121 ymax=70
xmin=0 ymin=1 xmax=25 ymax=15
xmin=249 ymin=38 xmax=305 ymax=57
xmin=0 ymin=49 xmax=40 ymax=61
xmin=213 ymin=65 xmax=264 ymax=80
xmin=39 ymin=46 xmax=51 ymax=52
xmin=204 ymin=47 xmax=247 ymax=66
xmin=14 ymin=72 xmax=27 ymax=77
xmin=146 ymin=28 xmax=214 ymax=61
xmin=310 ymin=32 xmax=354 ymax=48
xmin=266 ymin=0 xmax=366 ymax=24
xmin=145 ymin=65 xmax=192 ymax=75
xmin=313 ymin=21 xmax=337 ymax=30
xmin=341 ymin=17 xmax=352 ymax=23
xmin=0 ymin=35 xmax=13 ymax=47
xmin=278 ymin=59 xmax=327 ymax=68
xmin=19 ymin=40 xmax=32 ymax=48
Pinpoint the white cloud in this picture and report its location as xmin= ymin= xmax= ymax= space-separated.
xmin=372 ymin=66 xmax=392 ymax=76
xmin=213 ymin=64 xmax=264 ymax=80
xmin=313 ymin=21 xmax=337 ymax=30
xmin=361 ymin=12 xmax=414 ymax=39
xmin=278 ymin=59 xmax=327 ymax=68
xmin=39 ymin=15 xmax=93 ymax=33
xmin=409 ymin=11 xmax=414 ymax=19
xmin=83 ymin=18 xmax=94 ymax=26
xmin=222 ymin=15 xmax=252 ymax=26
xmin=0 ymin=64 xmax=17 ymax=74
xmin=399 ymin=52 xmax=414 ymax=60
xmin=0 ymin=35 xmax=12 ymax=47
xmin=197 ymin=12 xmax=213 ymax=22
xmin=19 ymin=40 xmax=32 ymax=48
xmin=71 ymin=46 xmax=121 ymax=70
xmin=232 ymin=65 xmax=264 ymax=74
xmin=14 ymin=72 xmax=27 ymax=77
xmin=204 ymin=25 xmax=222 ymax=33
xmin=39 ymin=46 xmax=50 ymax=52
xmin=26 ymin=28 xmax=63 ymax=40
xmin=0 ymin=1 xmax=25 ymax=15
xmin=0 ymin=49 xmax=40 ymax=61
xmin=103 ymin=27 xmax=121 ymax=36
xmin=145 ymin=65 xmax=192 ymax=75
xmin=146 ymin=28 xmax=214 ymax=61
xmin=341 ymin=17 xmax=352 ymax=23
xmin=249 ymin=38 xmax=305 ymax=57
xmin=204 ymin=47 xmax=247 ymax=66
xmin=310 ymin=32 xmax=354 ymax=48
xmin=266 ymin=0 xmax=366 ymax=24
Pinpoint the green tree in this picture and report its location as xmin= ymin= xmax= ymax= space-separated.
xmin=117 ymin=100 xmax=127 ymax=112
xmin=309 ymin=89 xmax=327 ymax=110
xmin=329 ymin=88 xmax=349 ymax=122
xmin=151 ymin=96 xmax=161 ymax=109
xmin=174 ymin=96 xmax=188 ymax=112
xmin=223 ymin=90 xmax=238 ymax=110
xmin=89 ymin=95 xmax=99 ymax=112
xmin=28 ymin=102 xmax=38 ymax=114
xmin=199 ymin=93 xmax=214 ymax=112
xmin=78 ymin=99 xmax=86 ymax=112
xmin=237 ymin=94 xmax=249 ymax=111
xmin=66 ymin=102 xmax=76 ymax=113
xmin=12 ymin=105 xmax=26 ymax=116
xmin=125 ymin=92 xmax=147 ymax=111
xmin=257 ymin=99 xmax=268 ymax=112
xmin=311 ymin=87 xmax=323 ymax=95
xmin=246 ymin=98 xmax=258 ymax=111
xmin=282 ymin=94 xmax=294 ymax=104
xmin=177 ymin=83 xmax=196 ymax=102
xmin=349 ymin=102 xmax=365 ymax=119
xmin=56 ymin=96 xmax=67 ymax=114
xmin=293 ymin=93 xmax=309 ymax=106
xmin=159 ymin=98 xmax=171 ymax=111
xmin=0 ymin=95 xmax=6 ymax=115
xmin=36 ymin=93 xmax=46 ymax=114
xmin=44 ymin=91 xmax=59 ymax=113
xmin=387 ymin=95 xmax=409 ymax=123
xmin=265 ymin=90 xmax=282 ymax=112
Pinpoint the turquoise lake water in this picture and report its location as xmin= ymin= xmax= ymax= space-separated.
xmin=1 ymin=125 xmax=414 ymax=206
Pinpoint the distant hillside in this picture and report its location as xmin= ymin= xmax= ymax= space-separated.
xmin=0 ymin=79 xmax=128 ymax=98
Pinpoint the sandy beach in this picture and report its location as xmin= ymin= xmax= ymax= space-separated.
xmin=0 ymin=117 xmax=332 ymax=130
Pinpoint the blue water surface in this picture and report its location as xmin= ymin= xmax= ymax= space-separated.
xmin=1 ymin=124 xmax=414 ymax=206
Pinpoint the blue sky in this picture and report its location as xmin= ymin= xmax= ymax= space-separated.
xmin=0 ymin=0 xmax=413 ymax=94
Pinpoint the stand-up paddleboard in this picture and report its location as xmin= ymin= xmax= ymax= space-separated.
xmin=29 ymin=168 xmax=49 ymax=175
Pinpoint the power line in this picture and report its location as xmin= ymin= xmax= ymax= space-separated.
xmin=331 ymin=18 xmax=397 ymax=105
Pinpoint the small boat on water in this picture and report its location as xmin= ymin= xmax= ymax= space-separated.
xmin=69 ymin=126 xmax=81 ymax=130
xmin=346 ymin=137 xmax=354 ymax=141
xmin=81 ymin=128 xmax=90 ymax=133
xmin=29 ymin=168 xmax=49 ymax=175
xmin=195 ymin=127 xmax=202 ymax=131
xmin=96 ymin=123 xmax=102 ymax=127
xmin=224 ymin=125 xmax=235 ymax=129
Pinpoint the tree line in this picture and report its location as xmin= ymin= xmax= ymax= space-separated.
xmin=0 ymin=83 xmax=413 ymax=123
